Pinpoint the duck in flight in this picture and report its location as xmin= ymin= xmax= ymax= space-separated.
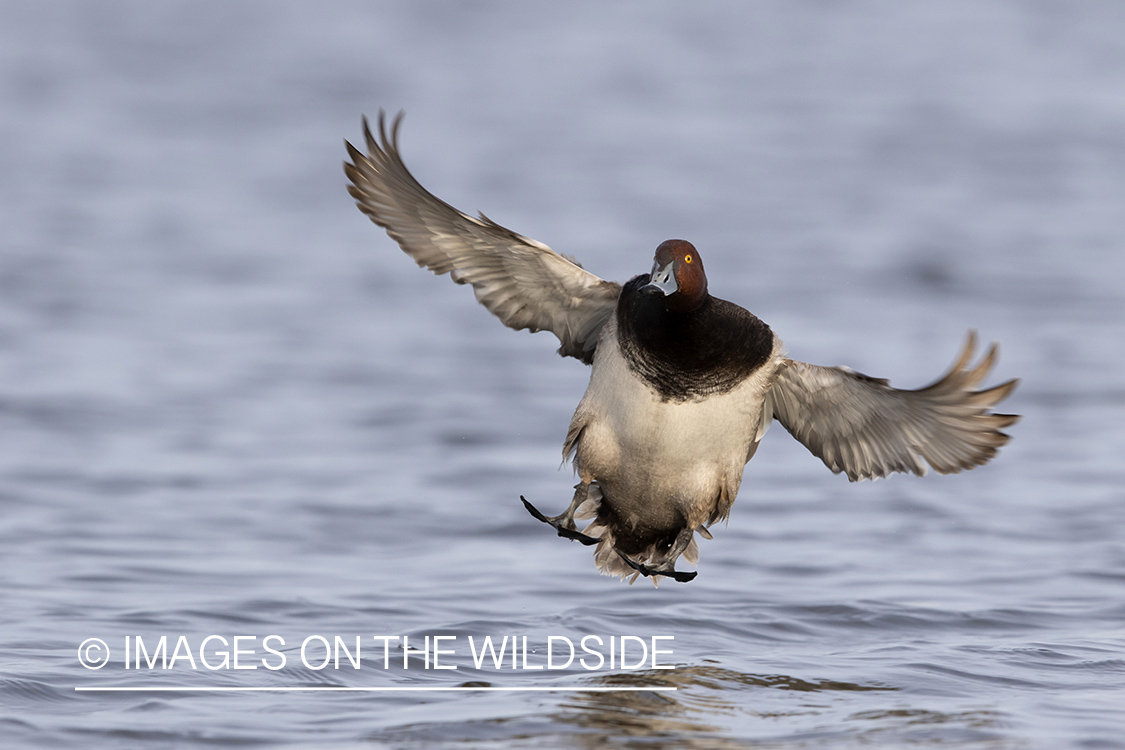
xmin=344 ymin=112 xmax=1019 ymax=585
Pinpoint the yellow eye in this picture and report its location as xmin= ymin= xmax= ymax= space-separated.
xmin=685 ymin=255 xmax=692 ymax=264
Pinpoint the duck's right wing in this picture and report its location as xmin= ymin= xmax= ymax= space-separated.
xmin=344 ymin=112 xmax=621 ymax=364
xmin=768 ymin=332 xmax=1019 ymax=481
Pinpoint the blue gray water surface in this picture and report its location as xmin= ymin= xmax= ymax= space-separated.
xmin=2 ymin=2 xmax=1124 ymax=747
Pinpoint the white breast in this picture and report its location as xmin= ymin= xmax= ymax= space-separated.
xmin=565 ymin=317 xmax=785 ymax=529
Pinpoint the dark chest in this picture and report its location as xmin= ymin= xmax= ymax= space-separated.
xmin=615 ymin=276 xmax=774 ymax=402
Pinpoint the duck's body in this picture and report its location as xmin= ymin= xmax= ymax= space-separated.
xmin=565 ymin=276 xmax=785 ymax=578
xmin=344 ymin=112 xmax=1019 ymax=584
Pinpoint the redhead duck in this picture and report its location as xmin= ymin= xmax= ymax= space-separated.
xmin=344 ymin=112 xmax=1019 ymax=585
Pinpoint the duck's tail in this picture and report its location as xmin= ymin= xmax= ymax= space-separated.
xmin=576 ymin=484 xmax=701 ymax=587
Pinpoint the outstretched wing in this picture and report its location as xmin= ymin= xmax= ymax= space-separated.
xmin=769 ymin=331 xmax=1019 ymax=481
xmin=344 ymin=111 xmax=621 ymax=363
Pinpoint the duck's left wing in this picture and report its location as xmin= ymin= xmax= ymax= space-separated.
xmin=768 ymin=331 xmax=1019 ymax=481
xmin=344 ymin=112 xmax=620 ymax=364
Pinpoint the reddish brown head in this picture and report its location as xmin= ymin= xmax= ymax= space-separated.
xmin=642 ymin=239 xmax=708 ymax=312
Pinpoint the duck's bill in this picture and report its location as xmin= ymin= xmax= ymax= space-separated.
xmin=643 ymin=262 xmax=678 ymax=296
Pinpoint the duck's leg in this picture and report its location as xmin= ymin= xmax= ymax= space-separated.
xmin=616 ymin=526 xmax=698 ymax=583
xmin=521 ymin=483 xmax=601 ymax=546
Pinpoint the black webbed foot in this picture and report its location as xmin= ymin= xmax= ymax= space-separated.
xmin=555 ymin=526 xmax=602 ymax=545
xmin=617 ymin=550 xmax=697 ymax=583
xmin=520 ymin=495 xmax=551 ymax=523
xmin=520 ymin=496 xmax=601 ymax=546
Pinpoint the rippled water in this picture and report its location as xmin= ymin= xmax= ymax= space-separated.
xmin=2 ymin=2 xmax=1124 ymax=747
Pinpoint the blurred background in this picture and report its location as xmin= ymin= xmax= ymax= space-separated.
xmin=1 ymin=2 xmax=1123 ymax=748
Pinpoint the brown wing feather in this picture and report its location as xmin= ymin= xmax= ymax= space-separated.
xmin=770 ymin=331 xmax=1019 ymax=481
xmin=344 ymin=111 xmax=620 ymax=363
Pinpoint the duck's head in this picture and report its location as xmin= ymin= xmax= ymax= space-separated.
xmin=642 ymin=239 xmax=708 ymax=312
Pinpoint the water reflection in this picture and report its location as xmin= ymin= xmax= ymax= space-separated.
xmin=373 ymin=665 xmax=900 ymax=747
xmin=846 ymin=708 xmax=1012 ymax=747
xmin=545 ymin=665 xmax=897 ymax=746
xmin=572 ymin=663 xmax=897 ymax=693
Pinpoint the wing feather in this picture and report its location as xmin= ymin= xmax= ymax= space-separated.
xmin=770 ymin=331 xmax=1019 ymax=481
xmin=344 ymin=111 xmax=620 ymax=363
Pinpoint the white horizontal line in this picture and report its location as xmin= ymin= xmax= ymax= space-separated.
xmin=75 ymin=686 xmax=675 ymax=693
